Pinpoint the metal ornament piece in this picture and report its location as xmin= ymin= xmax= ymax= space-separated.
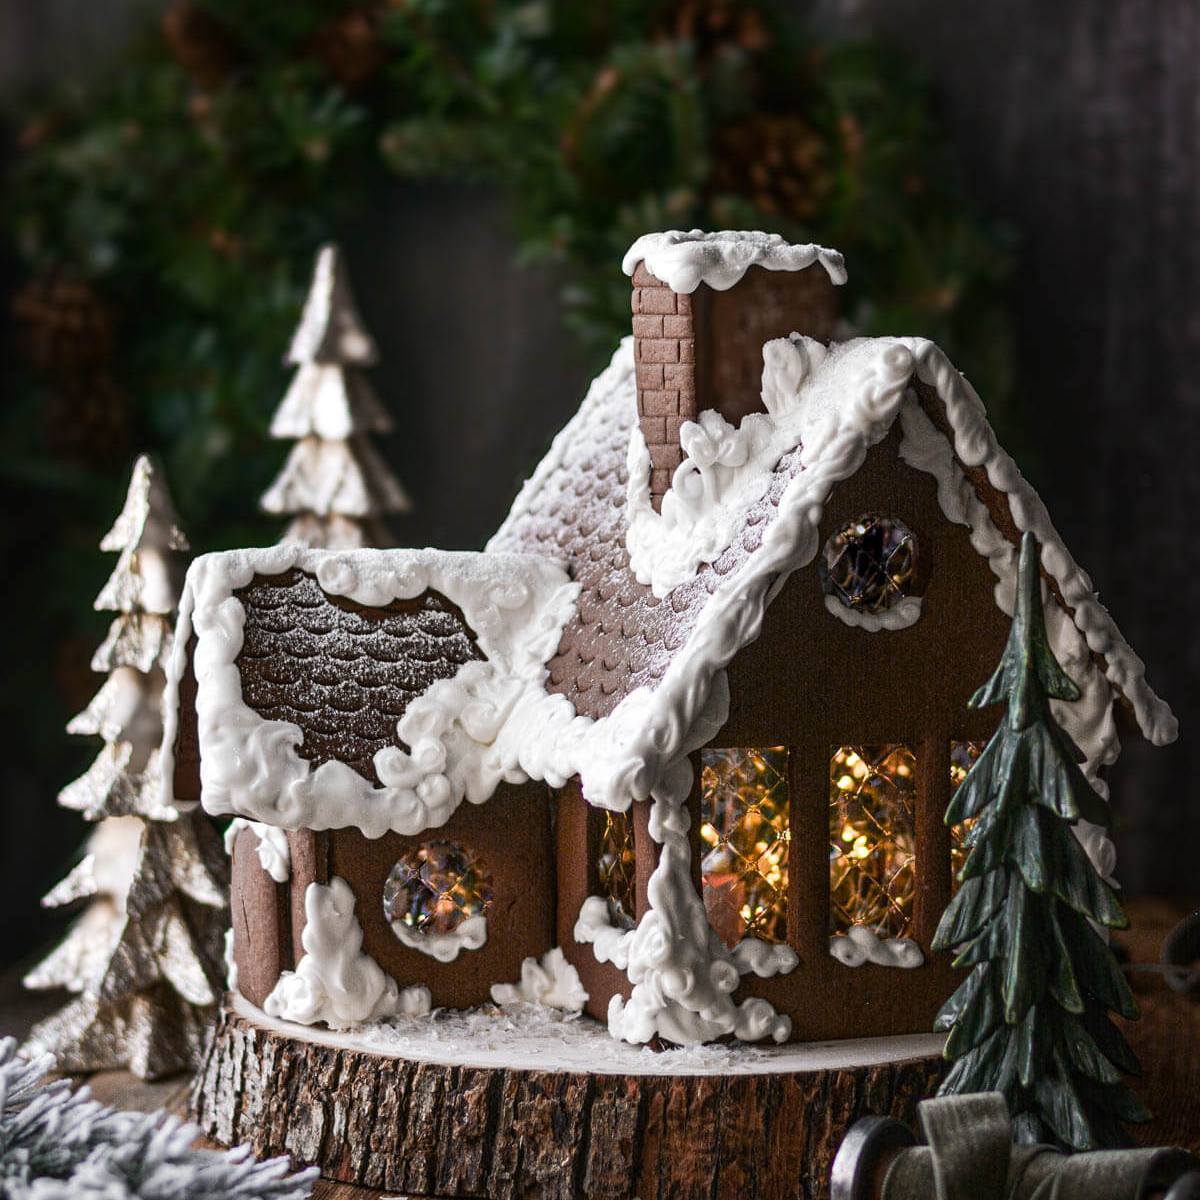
xmin=830 ymin=1116 xmax=917 ymax=1200
xmin=1162 ymin=910 xmax=1200 ymax=999
xmin=832 ymin=1092 xmax=1199 ymax=1200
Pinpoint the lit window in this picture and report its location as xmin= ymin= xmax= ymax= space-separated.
xmin=700 ymin=748 xmax=790 ymax=948
xmin=597 ymin=810 xmax=637 ymax=929
xmin=383 ymin=841 xmax=492 ymax=937
xmin=949 ymin=741 xmax=986 ymax=889
xmin=829 ymin=745 xmax=917 ymax=938
xmin=820 ymin=515 xmax=919 ymax=615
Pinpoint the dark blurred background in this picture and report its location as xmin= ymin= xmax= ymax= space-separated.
xmin=1 ymin=0 xmax=1195 ymax=971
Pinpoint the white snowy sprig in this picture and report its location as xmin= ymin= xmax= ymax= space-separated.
xmin=0 ymin=1040 xmax=315 ymax=1199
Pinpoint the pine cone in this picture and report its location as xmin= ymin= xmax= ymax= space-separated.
xmin=12 ymin=275 xmax=117 ymax=373
xmin=307 ymin=6 xmax=387 ymax=90
xmin=659 ymin=0 xmax=771 ymax=58
xmin=44 ymin=374 xmax=133 ymax=468
xmin=712 ymin=114 xmax=831 ymax=223
xmin=162 ymin=0 xmax=241 ymax=91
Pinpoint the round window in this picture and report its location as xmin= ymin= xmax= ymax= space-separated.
xmin=819 ymin=515 xmax=920 ymax=616
xmin=383 ymin=841 xmax=493 ymax=939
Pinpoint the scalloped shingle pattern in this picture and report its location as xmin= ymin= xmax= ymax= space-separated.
xmin=492 ymin=376 xmax=802 ymax=720
xmin=234 ymin=569 xmax=483 ymax=782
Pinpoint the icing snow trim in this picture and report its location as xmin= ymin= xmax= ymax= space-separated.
xmin=893 ymin=338 xmax=1176 ymax=749
xmin=224 ymin=817 xmax=290 ymax=883
xmin=730 ymin=938 xmax=799 ymax=978
xmin=622 ymin=230 xmax=847 ymax=292
xmin=824 ymin=593 xmax=923 ymax=632
xmin=390 ymin=914 xmax=487 ymax=963
xmin=829 ymin=927 xmax=923 ymax=969
xmin=161 ymin=545 xmax=580 ymax=838
xmin=223 ymin=928 xmax=238 ymax=991
xmin=897 ymin=399 xmax=1123 ymax=878
xmin=625 ymin=337 xmax=910 ymax=598
xmin=263 ymin=876 xmax=431 ymax=1029
xmin=490 ymin=947 xmax=589 ymax=1012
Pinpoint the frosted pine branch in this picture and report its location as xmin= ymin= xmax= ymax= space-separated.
xmin=0 ymin=1040 xmax=315 ymax=1198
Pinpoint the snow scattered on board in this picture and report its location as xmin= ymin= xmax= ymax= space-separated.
xmin=235 ymin=990 xmax=945 ymax=1078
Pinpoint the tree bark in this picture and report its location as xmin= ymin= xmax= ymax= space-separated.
xmin=191 ymin=1000 xmax=946 ymax=1200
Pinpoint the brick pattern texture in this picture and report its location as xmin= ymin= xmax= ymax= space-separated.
xmin=630 ymin=262 xmax=696 ymax=510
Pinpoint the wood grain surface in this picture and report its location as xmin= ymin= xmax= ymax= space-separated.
xmin=2 ymin=893 xmax=1196 ymax=1198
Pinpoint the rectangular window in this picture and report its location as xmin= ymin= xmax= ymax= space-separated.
xmin=700 ymin=747 xmax=790 ymax=948
xmin=597 ymin=810 xmax=637 ymax=929
xmin=829 ymin=745 xmax=917 ymax=939
xmin=949 ymin=740 xmax=986 ymax=890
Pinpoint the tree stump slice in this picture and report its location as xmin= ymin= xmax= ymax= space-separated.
xmin=192 ymin=998 xmax=947 ymax=1200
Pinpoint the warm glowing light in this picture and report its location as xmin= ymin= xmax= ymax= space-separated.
xmin=828 ymin=745 xmax=917 ymax=939
xmin=949 ymin=741 xmax=985 ymax=889
xmin=700 ymin=747 xmax=790 ymax=948
xmin=383 ymin=841 xmax=493 ymax=937
xmin=598 ymin=809 xmax=637 ymax=929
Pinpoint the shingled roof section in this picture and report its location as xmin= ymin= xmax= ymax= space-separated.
xmin=234 ymin=569 xmax=483 ymax=781
xmin=490 ymin=349 xmax=800 ymax=720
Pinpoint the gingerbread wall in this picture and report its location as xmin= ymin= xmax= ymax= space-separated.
xmin=232 ymin=781 xmax=556 ymax=1011
xmin=702 ymin=425 xmax=1013 ymax=1041
xmin=630 ymin=260 xmax=840 ymax=510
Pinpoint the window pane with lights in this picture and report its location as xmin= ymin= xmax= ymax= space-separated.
xmin=597 ymin=809 xmax=637 ymax=929
xmin=699 ymin=747 xmax=790 ymax=948
xmin=949 ymin=740 xmax=986 ymax=891
xmin=828 ymin=745 xmax=917 ymax=939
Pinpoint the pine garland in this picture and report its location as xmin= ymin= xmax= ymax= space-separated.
xmin=6 ymin=0 xmax=1013 ymax=537
xmin=0 ymin=1038 xmax=316 ymax=1198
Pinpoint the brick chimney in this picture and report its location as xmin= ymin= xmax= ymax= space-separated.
xmin=626 ymin=232 xmax=844 ymax=509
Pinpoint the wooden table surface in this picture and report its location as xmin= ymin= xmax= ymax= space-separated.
xmin=5 ymin=897 xmax=1197 ymax=1199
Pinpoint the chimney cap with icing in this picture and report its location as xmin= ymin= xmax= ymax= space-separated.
xmin=622 ymin=229 xmax=848 ymax=294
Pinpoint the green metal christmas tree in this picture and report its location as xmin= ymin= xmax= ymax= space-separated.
xmin=933 ymin=531 xmax=1147 ymax=1150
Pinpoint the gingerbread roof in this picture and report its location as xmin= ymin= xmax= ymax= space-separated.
xmin=234 ymin=568 xmax=484 ymax=784
xmin=490 ymin=335 xmax=1177 ymax=770
xmin=166 ymin=330 xmax=1175 ymax=844
xmin=161 ymin=545 xmax=580 ymax=839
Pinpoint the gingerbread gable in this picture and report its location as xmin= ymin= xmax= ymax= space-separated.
xmin=490 ymin=335 xmax=1176 ymax=769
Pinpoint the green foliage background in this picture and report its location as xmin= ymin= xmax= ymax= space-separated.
xmin=1 ymin=0 xmax=1014 ymax=816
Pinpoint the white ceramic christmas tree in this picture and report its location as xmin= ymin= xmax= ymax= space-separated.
xmin=24 ymin=455 xmax=229 ymax=1079
xmin=261 ymin=243 xmax=410 ymax=548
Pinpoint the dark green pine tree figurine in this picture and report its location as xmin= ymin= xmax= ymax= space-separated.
xmin=933 ymin=531 xmax=1147 ymax=1150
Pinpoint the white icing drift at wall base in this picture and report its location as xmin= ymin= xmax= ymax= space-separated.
xmin=489 ymin=948 xmax=588 ymax=1012
xmin=264 ymin=877 xmax=431 ymax=1029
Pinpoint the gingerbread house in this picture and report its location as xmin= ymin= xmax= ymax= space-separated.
xmin=165 ymin=230 xmax=1177 ymax=1049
